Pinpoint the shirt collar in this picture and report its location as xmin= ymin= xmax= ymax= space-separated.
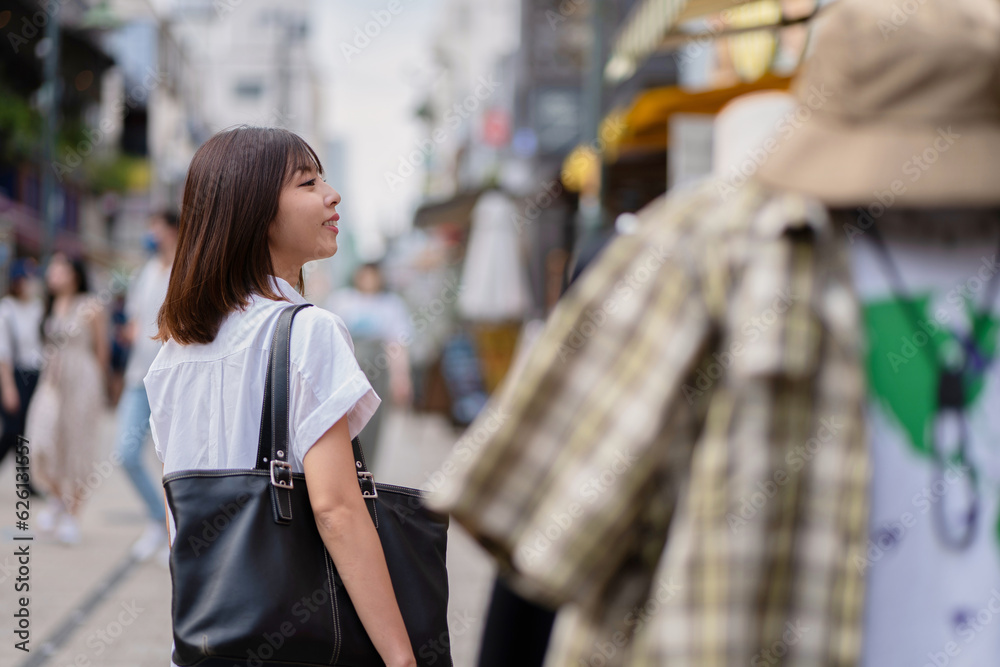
xmin=751 ymin=180 xmax=832 ymax=241
xmin=268 ymin=275 xmax=309 ymax=305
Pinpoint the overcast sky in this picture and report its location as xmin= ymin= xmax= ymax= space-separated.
xmin=309 ymin=0 xmax=443 ymax=261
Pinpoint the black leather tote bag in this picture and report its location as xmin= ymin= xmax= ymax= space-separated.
xmin=163 ymin=303 xmax=452 ymax=667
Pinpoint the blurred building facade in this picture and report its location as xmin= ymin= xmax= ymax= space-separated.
xmin=0 ymin=0 xmax=325 ymax=290
xmin=417 ymin=0 xmax=520 ymax=199
xmin=145 ymin=0 xmax=322 ymax=221
xmin=0 ymin=0 xmax=121 ymax=288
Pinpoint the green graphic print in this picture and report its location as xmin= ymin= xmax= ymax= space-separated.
xmin=863 ymin=296 xmax=999 ymax=458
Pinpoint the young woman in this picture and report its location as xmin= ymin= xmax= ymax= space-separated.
xmin=145 ymin=127 xmax=416 ymax=667
xmin=26 ymin=253 xmax=109 ymax=544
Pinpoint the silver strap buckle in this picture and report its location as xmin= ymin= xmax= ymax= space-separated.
xmin=357 ymin=471 xmax=378 ymax=498
xmin=269 ymin=460 xmax=294 ymax=489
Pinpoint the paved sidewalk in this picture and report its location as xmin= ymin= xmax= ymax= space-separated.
xmin=374 ymin=410 xmax=496 ymax=667
xmin=0 ymin=408 xmax=494 ymax=667
xmin=0 ymin=408 xmax=172 ymax=667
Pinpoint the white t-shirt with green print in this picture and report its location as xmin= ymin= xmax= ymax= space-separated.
xmin=848 ymin=223 xmax=1000 ymax=667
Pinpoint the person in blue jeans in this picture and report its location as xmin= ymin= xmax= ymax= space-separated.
xmin=117 ymin=210 xmax=178 ymax=561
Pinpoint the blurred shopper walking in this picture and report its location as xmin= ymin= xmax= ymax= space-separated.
xmin=325 ymin=262 xmax=412 ymax=468
xmin=0 ymin=259 xmax=45 ymax=496
xmin=428 ymin=1 xmax=1000 ymax=665
xmin=27 ymin=253 xmax=109 ymax=545
xmin=107 ymin=293 xmax=131 ymax=407
xmin=116 ymin=210 xmax=178 ymax=561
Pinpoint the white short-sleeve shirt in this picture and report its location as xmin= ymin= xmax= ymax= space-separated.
xmin=145 ymin=273 xmax=379 ymax=499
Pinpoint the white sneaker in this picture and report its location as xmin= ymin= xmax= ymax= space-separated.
xmin=55 ymin=514 xmax=81 ymax=545
xmin=37 ymin=506 xmax=59 ymax=533
xmin=131 ymin=521 xmax=167 ymax=561
xmin=38 ymin=499 xmax=65 ymax=534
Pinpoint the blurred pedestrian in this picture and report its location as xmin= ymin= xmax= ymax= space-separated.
xmin=116 ymin=210 xmax=178 ymax=562
xmin=325 ymin=262 xmax=413 ymax=469
xmin=429 ymin=1 xmax=1000 ymax=665
xmin=145 ymin=126 xmax=416 ymax=667
xmin=27 ymin=252 xmax=108 ymax=545
xmin=0 ymin=258 xmax=45 ymax=497
xmin=107 ymin=293 xmax=130 ymax=407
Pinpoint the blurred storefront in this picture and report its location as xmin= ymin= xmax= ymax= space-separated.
xmin=0 ymin=0 xmax=321 ymax=295
xmin=402 ymin=0 xmax=826 ymax=423
xmin=407 ymin=176 xmax=578 ymax=423
xmin=564 ymin=0 xmax=822 ymax=221
xmin=0 ymin=0 xmax=126 ymax=290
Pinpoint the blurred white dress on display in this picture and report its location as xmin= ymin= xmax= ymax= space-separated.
xmin=458 ymin=190 xmax=532 ymax=322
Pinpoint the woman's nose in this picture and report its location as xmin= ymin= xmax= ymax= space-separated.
xmin=324 ymin=182 xmax=341 ymax=207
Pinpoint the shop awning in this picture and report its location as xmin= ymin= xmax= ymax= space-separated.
xmin=413 ymin=190 xmax=483 ymax=230
xmin=611 ymin=73 xmax=793 ymax=156
xmin=561 ymin=73 xmax=792 ymax=189
xmin=0 ymin=194 xmax=86 ymax=257
xmin=606 ymin=0 xmax=766 ymax=82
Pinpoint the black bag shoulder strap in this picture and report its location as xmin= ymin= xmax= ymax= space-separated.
xmin=256 ymin=303 xmax=377 ymax=525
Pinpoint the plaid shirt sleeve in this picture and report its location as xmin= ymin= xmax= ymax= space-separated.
xmin=428 ymin=191 xmax=711 ymax=600
xmin=427 ymin=180 xmax=869 ymax=667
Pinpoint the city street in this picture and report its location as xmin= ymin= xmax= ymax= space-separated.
xmin=0 ymin=408 xmax=494 ymax=667
xmin=1 ymin=0 xmax=996 ymax=665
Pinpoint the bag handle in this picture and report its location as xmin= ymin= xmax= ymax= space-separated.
xmin=255 ymin=303 xmax=378 ymax=525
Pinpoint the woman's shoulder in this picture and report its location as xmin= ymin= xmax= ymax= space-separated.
xmin=286 ymin=304 xmax=357 ymax=372
xmin=291 ymin=305 xmax=354 ymax=349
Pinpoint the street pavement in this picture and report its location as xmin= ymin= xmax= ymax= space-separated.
xmin=0 ymin=407 xmax=495 ymax=667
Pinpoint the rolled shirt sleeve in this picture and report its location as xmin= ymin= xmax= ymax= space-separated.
xmin=288 ymin=309 xmax=381 ymax=470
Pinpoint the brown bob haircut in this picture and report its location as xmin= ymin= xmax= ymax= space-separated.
xmin=155 ymin=126 xmax=323 ymax=345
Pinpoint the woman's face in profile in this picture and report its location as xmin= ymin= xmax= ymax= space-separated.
xmin=270 ymin=165 xmax=342 ymax=268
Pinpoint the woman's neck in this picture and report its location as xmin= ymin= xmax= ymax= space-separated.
xmin=275 ymin=271 xmax=299 ymax=288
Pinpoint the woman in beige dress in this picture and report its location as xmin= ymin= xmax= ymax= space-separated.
xmin=27 ymin=252 xmax=108 ymax=545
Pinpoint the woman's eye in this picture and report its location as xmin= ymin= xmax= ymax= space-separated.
xmin=301 ymin=179 xmax=316 ymax=187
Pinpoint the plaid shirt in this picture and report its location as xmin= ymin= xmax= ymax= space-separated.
xmin=427 ymin=179 xmax=870 ymax=667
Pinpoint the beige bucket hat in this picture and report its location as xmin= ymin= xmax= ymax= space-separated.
xmin=754 ymin=0 xmax=1000 ymax=207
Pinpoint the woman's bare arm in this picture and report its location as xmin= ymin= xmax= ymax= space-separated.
xmin=0 ymin=360 xmax=19 ymax=413
xmin=388 ymin=345 xmax=412 ymax=407
xmin=303 ymin=415 xmax=416 ymax=667
xmin=89 ymin=299 xmax=110 ymax=371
